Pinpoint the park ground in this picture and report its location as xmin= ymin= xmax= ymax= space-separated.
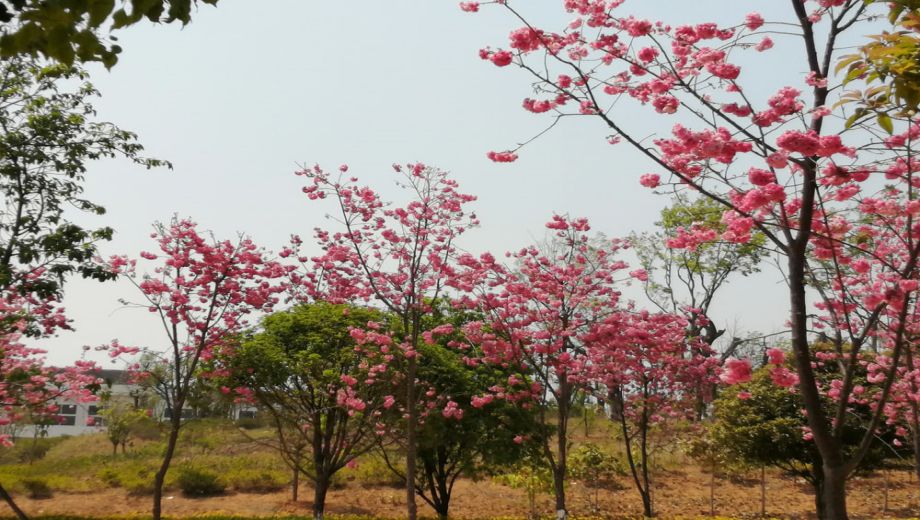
xmin=0 ymin=419 xmax=918 ymax=519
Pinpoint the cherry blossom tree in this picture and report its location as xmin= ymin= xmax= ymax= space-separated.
xmin=461 ymin=215 xmax=636 ymax=520
xmin=297 ymin=163 xmax=478 ymax=520
xmin=105 ymin=217 xmax=285 ymax=520
xmin=632 ymin=197 xmax=768 ymax=417
xmin=0 ymin=297 xmax=99 ymax=520
xmin=470 ymin=2 xmax=917 ymax=516
xmin=587 ymin=310 xmax=718 ymax=517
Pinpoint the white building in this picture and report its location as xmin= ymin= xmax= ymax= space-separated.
xmin=20 ymin=369 xmax=256 ymax=438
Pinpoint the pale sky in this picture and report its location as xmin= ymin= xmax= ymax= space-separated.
xmin=38 ymin=1 xmax=831 ymax=365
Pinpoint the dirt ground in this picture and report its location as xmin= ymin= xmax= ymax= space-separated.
xmin=5 ymin=466 xmax=920 ymax=519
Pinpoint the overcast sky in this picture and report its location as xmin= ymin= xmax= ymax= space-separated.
xmin=38 ymin=1 xmax=830 ymax=365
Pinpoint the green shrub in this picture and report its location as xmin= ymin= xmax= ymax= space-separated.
xmin=334 ymin=454 xmax=403 ymax=488
xmin=97 ymin=467 xmax=120 ymax=487
xmin=21 ymin=478 xmax=52 ymax=499
xmin=177 ymin=466 xmax=225 ymax=496
xmin=17 ymin=438 xmax=57 ymax=464
xmin=235 ymin=416 xmax=265 ymax=430
xmin=224 ymin=467 xmax=288 ymax=492
xmin=129 ymin=417 xmax=162 ymax=441
xmin=97 ymin=464 xmax=158 ymax=495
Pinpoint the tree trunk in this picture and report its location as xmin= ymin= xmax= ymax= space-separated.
xmin=431 ymin=446 xmax=452 ymax=520
xmin=152 ymin=414 xmax=182 ymax=520
xmin=553 ymin=382 xmax=570 ymax=520
xmin=313 ymin=473 xmax=330 ymax=520
xmin=292 ymin=466 xmax=299 ymax=503
xmin=435 ymin=502 xmax=449 ymax=520
xmin=819 ymin=464 xmax=848 ymax=520
xmin=552 ymin=465 xmax=567 ymax=520
xmin=760 ymin=466 xmax=766 ymax=517
xmin=0 ymin=482 xmax=28 ymax=520
xmin=406 ymin=355 xmax=418 ymax=520
xmin=640 ymin=488 xmax=653 ymax=518
xmin=788 ymin=245 xmax=848 ymax=520
xmin=814 ymin=475 xmax=826 ymax=520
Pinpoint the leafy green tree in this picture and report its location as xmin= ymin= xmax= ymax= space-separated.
xmin=226 ymin=302 xmax=388 ymax=520
xmin=711 ymin=353 xmax=897 ymax=518
xmin=838 ymin=1 xmax=920 ymax=125
xmin=0 ymin=0 xmax=218 ymax=67
xmin=0 ymin=56 xmax=166 ymax=331
xmin=632 ymin=197 xmax=766 ymax=349
xmin=380 ymin=319 xmax=543 ymax=520
xmin=98 ymin=391 xmax=147 ymax=456
xmin=568 ymin=443 xmax=623 ymax=514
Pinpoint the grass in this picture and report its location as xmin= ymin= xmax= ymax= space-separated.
xmin=0 ymin=418 xmax=293 ymax=495
xmin=0 ymin=412 xmax=694 ymax=497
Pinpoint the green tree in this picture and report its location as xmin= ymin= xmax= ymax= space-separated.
xmin=0 ymin=56 xmax=166 ymax=330
xmin=568 ymin=443 xmax=623 ymax=514
xmin=711 ymin=352 xmax=897 ymax=518
xmin=0 ymin=0 xmax=218 ymax=67
xmin=226 ymin=302 xmax=387 ymax=520
xmin=98 ymin=391 xmax=147 ymax=456
xmin=632 ymin=197 xmax=766 ymax=349
xmin=379 ymin=307 xmax=543 ymax=520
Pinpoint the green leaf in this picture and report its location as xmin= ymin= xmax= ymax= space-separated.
xmin=88 ymin=0 xmax=116 ymax=28
xmin=878 ymin=112 xmax=895 ymax=133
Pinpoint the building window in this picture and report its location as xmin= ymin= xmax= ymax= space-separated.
xmin=57 ymin=404 xmax=77 ymax=426
xmin=87 ymin=405 xmax=103 ymax=426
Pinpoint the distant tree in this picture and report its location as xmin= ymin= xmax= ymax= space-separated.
xmin=0 ymin=0 xmax=218 ymax=67
xmin=298 ymin=162 xmax=479 ymax=520
xmin=632 ymin=197 xmax=766 ymax=350
xmin=98 ymin=390 xmax=146 ymax=456
xmin=589 ymin=310 xmax=718 ymax=517
xmin=467 ymin=215 xmax=634 ymax=520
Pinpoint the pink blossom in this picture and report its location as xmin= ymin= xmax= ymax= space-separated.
xmin=766 ymin=348 xmax=785 ymax=365
xmin=720 ymin=358 xmax=752 ymax=385
xmin=745 ymin=13 xmax=764 ymax=31
xmin=487 ymin=151 xmax=518 ymax=163
xmin=639 ymin=174 xmax=661 ymax=188
xmin=490 ymin=50 xmax=513 ymax=67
